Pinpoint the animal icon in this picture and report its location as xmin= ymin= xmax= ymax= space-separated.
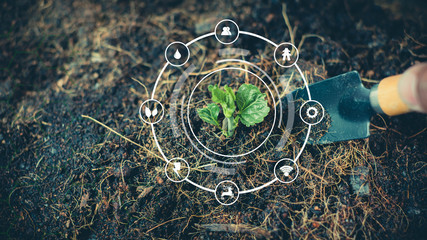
xmin=221 ymin=186 xmax=234 ymax=200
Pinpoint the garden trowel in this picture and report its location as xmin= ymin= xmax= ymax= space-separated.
xmin=289 ymin=69 xmax=424 ymax=144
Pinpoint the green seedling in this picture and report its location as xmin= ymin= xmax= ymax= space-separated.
xmin=197 ymin=83 xmax=270 ymax=137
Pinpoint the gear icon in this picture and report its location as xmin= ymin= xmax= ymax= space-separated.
xmin=306 ymin=106 xmax=318 ymax=119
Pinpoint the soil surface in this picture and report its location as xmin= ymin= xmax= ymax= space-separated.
xmin=1 ymin=0 xmax=426 ymax=239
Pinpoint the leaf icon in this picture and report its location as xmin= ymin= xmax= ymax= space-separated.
xmin=152 ymin=108 xmax=158 ymax=116
xmin=145 ymin=107 xmax=152 ymax=118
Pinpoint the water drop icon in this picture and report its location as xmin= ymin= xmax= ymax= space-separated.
xmin=174 ymin=50 xmax=182 ymax=60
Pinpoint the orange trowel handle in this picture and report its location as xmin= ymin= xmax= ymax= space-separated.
xmin=370 ymin=63 xmax=427 ymax=116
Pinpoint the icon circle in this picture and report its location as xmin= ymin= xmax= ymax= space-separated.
xmin=148 ymin=22 xmax=314 ymax=202
xmin=165 ymin=41 xmax=190 ymax=67
xmin=299 ymin=100 xmax=325 ymax=125
xmin=165 ymin=158 xmax=190 ymax=183
xmin=214 ymin=19 xmax=240 ymax=45
xmin=274 ymin=42 xmax=299 ymax=68
xmin=274 ymin=158 xmax=299 ymax=183
xmin=214 ymin=180 xmax=240 ymax=205
xmin=139 ymin=99 xmax=165 ymax=124
xmin=186 ymin=67 xmax=277 ymax=158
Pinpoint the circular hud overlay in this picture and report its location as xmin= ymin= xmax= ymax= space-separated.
xmin=187 ymin=67 xmax=277 ymax=158
xmin=138 ymin=19 xmax=320 ymax=205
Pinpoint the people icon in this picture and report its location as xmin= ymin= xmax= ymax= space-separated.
xmin=282 ymin=47 xmax=291 ymax=61
xmin=221 ymin=26 xmax=232 ymax=36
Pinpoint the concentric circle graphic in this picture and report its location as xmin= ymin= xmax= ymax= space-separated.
xmin=139 ymin=19 xmax=322 ymax=205
xmin=186 ymin=67 xmax=277 ymax=158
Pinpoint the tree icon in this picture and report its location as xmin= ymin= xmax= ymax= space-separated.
xmin=282 ymin=48 xmax=291 ymax=61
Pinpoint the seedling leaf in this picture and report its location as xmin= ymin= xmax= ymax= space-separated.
xmin=209 ymin=85 xmax=236 ymax=118
xmin=197 ymin=103 xmax=220 ymax=127
xmin=236 ymin=84 xmax=270 ymax=127
xmin=198 ymin=83 xmax=270 ymax=137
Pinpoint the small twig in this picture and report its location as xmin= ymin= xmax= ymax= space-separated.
xmin=408 ymin=128 xmax=426 ymax=139
xmin=196 ymin=223 xmax=273 ymax=239
xmin=282 ymin=3 xmax=295 ymax=48
xmin=81 ymin=115 xmax=163 ymax=161
xmin=370 ymin=123 xmax=386 ymax=131
xmin=131 ymin=77 xmax=150 ymax=98
xmin=35 ymin=156 xmax=45 ymax=170
xmin=361 ymin=78 xmax=380 ymax=83
xmin=404 ymin=30 xmax=426 ymax=46
xmin=408 ymin=49 xmax=427 ymax=58
xmin=298 ymin=34 xmax=325 ymax=50
xmin=82 ymin=115 xmax=144 ymax=148
xmin=146 ymin=217 xmax=185 ymax=233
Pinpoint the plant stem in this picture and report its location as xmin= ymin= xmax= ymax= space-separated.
xmin=222 ymin=116 xmax=235 ymax=137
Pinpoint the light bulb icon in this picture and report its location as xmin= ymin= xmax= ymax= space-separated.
xmin=173 ymin=162 xmax=181 ymax=176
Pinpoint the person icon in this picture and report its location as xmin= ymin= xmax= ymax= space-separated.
xmin=221 ymin=26 xmax=232 ymax=36
xmin=282 ymin=48 xmax=291 ymax=61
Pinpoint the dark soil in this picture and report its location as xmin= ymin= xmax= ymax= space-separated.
xmin=189 ymin=69 xmax=277 ymax=159
xmin=1 ymin=0 xmax=426 ymax=239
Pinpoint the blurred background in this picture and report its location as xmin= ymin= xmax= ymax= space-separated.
xmin=0 ymin=0 xmax=426 ymax=239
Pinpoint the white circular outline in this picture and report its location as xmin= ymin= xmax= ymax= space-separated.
xmin=149 ymin=31 xmax=312 ymax=195
xmin=186 ymin=67 xmax=277 ymax=158
xmin=138 ymin=99 xmax=165 ymax=125
xmin=164 ymin=158 xmax=190 ymax=183
xmin=214 ymin=180 xmax=240 ymax=205
xmin=178 ymin=58 xmax=284 ymax=165
xmin=273 ymin=42 xmax=300 ymax=68
xmin=274 ymin=158 xmax=299 ymax=184
xmin=299 ymin=100 xmax=325 ymax=126
xmin=164 ymin=41 xmax=190 ymax=67
xmin=214 ymin=19 xmax=240 ymax=45
xmin=215 ymin=59 xmax=283 ymax=129
xmin=306 ymin=106 xmax=318 ymax=119
xmin=180 ymin=96 xmax=246 ymax=165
